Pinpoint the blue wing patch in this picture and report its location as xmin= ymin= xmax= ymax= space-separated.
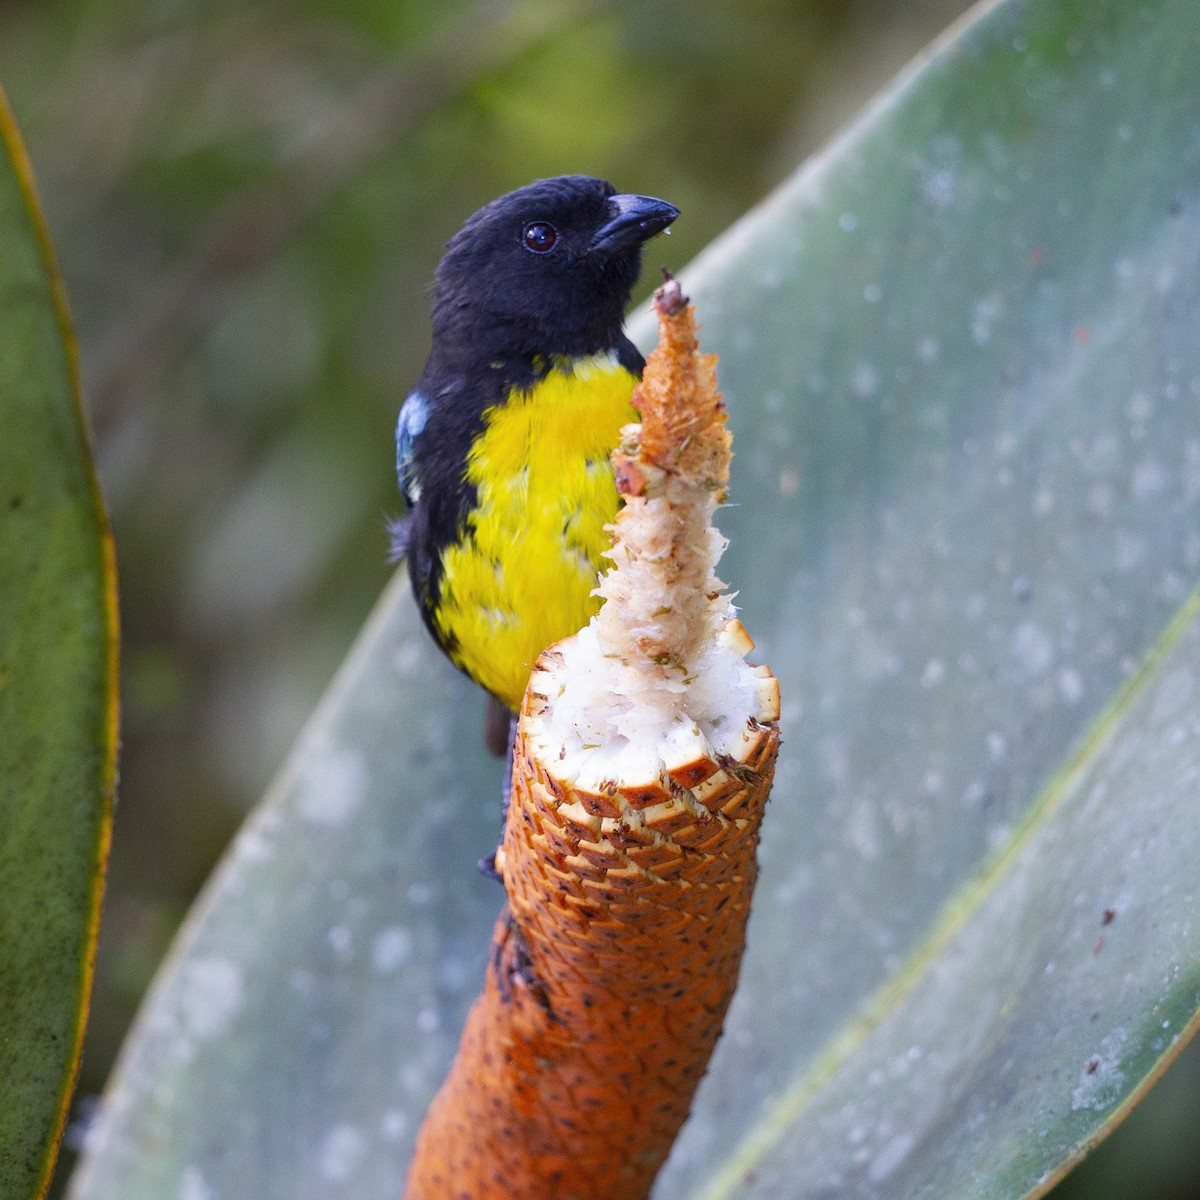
xmin=389 ymin=389 xmax=429 ymax=563
xmin=395 ymin=389 xmax=429 ymax=505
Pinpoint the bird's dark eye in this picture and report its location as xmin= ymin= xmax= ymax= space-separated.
xmin=523 ymin=221 xmax=558 ymax=253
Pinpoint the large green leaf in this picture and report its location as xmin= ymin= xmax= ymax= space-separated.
xmin=68 ymin=0 xmax=1200 ymax=1196
xmin=0 ymin=89 xmax=118 ymax=1200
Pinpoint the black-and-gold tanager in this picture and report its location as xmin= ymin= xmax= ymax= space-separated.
xmin=392 ymin=175 xmax=678 ymax=756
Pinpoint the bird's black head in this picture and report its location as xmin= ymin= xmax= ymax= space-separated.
xmin=429 ymin=175 xmax=678 ymax=365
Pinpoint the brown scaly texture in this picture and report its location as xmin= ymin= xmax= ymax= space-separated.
xmin=403 ymin=279 xmax=780 ymax=1200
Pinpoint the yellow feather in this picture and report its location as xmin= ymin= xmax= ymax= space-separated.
xmin=435 ymin=353 xmax=638 ymax=708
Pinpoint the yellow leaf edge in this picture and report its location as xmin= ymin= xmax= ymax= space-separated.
xmin=0 ymin=84 xmax=120 ymax=1200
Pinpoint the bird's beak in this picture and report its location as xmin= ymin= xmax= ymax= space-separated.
xmin=590 ymin=194 xmax=680 ymax=254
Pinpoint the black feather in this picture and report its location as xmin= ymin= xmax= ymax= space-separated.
xmin=385 ymin=513 xmax=411 ymax=563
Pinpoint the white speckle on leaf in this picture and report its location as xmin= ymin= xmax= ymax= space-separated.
xmin=319 ymin=1123 xmax=366 ymax=1182
xmin=392 ymin=639 xmax=423 ymax=677
xmin=381 ymin=1110 xmax=409 ymax=1141
xmin=372 ymin=926 xmax=414 ymax=973
xmin=1115 ymin=531 xmax=1147 ymax=572
xmin=987 ymin=822 xmax=1014 ymax=855
xmin=852 ymin=362 xmax=879 ymax=398
xmin=917 ymin=336 xmax=941 ymax=364
xmin=1131 ymin=458 xmax=1166 ymax=498
xmin=920 ymin=659 xmax=945 ymax=689
xmin=961 ymin=778 xmax=987 ymax=809
xmin=863 ymin=282 xmax=883 ymax=304
xmin=179 ymin=957 xmax=244 ymax=1041
xmin=1160 ymin=569 xmax=1188 ymax=604
xmin=868 ymin=1132 xmax=915 ymax=1183
xmin=971 ymin=294 xmax=1003 ymax=345
xmin=838 ymin=211 xmax=859 ymax=232
xmin=921 ymin=166 xmax=958 ymax=211
xmin=417 ymin=1007 xmax=441 ymax=1034
xmin=296 ymin=747 xmax=367 ymax=827
xmin=1013 ymin=621 xmax=1054 ymax=677
xmin=236 ymin=810 xmax=280 ymax=863
xmin=994 ymin=430 xmax=1017 ymax=459
xmin=760 ymin=264 xmax=784 ymax=290
xmin=180 ymin=1167 xmax=217 ymax=1200
xmin=1057 ymin=667 xmax=1084 ymax=704
xmin=843 ymin=795 xmax=880 ymax=860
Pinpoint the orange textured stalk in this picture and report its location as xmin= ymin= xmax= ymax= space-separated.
xmin=403 ymin=278 xmax=780 ymax=1200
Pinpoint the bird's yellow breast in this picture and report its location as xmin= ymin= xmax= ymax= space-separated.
xmin=435 ymin=352 xmax=639 ymax=709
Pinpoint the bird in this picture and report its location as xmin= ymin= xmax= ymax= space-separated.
xmin=391 ymin=175 xmax=679 ymax=768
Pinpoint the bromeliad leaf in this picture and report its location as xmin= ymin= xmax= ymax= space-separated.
xmin=0 ymin=89 xmax=118 ymax=1200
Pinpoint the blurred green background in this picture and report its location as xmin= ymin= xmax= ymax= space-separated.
xmin=0 ymin=0 xmax=1196 ymax=1194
